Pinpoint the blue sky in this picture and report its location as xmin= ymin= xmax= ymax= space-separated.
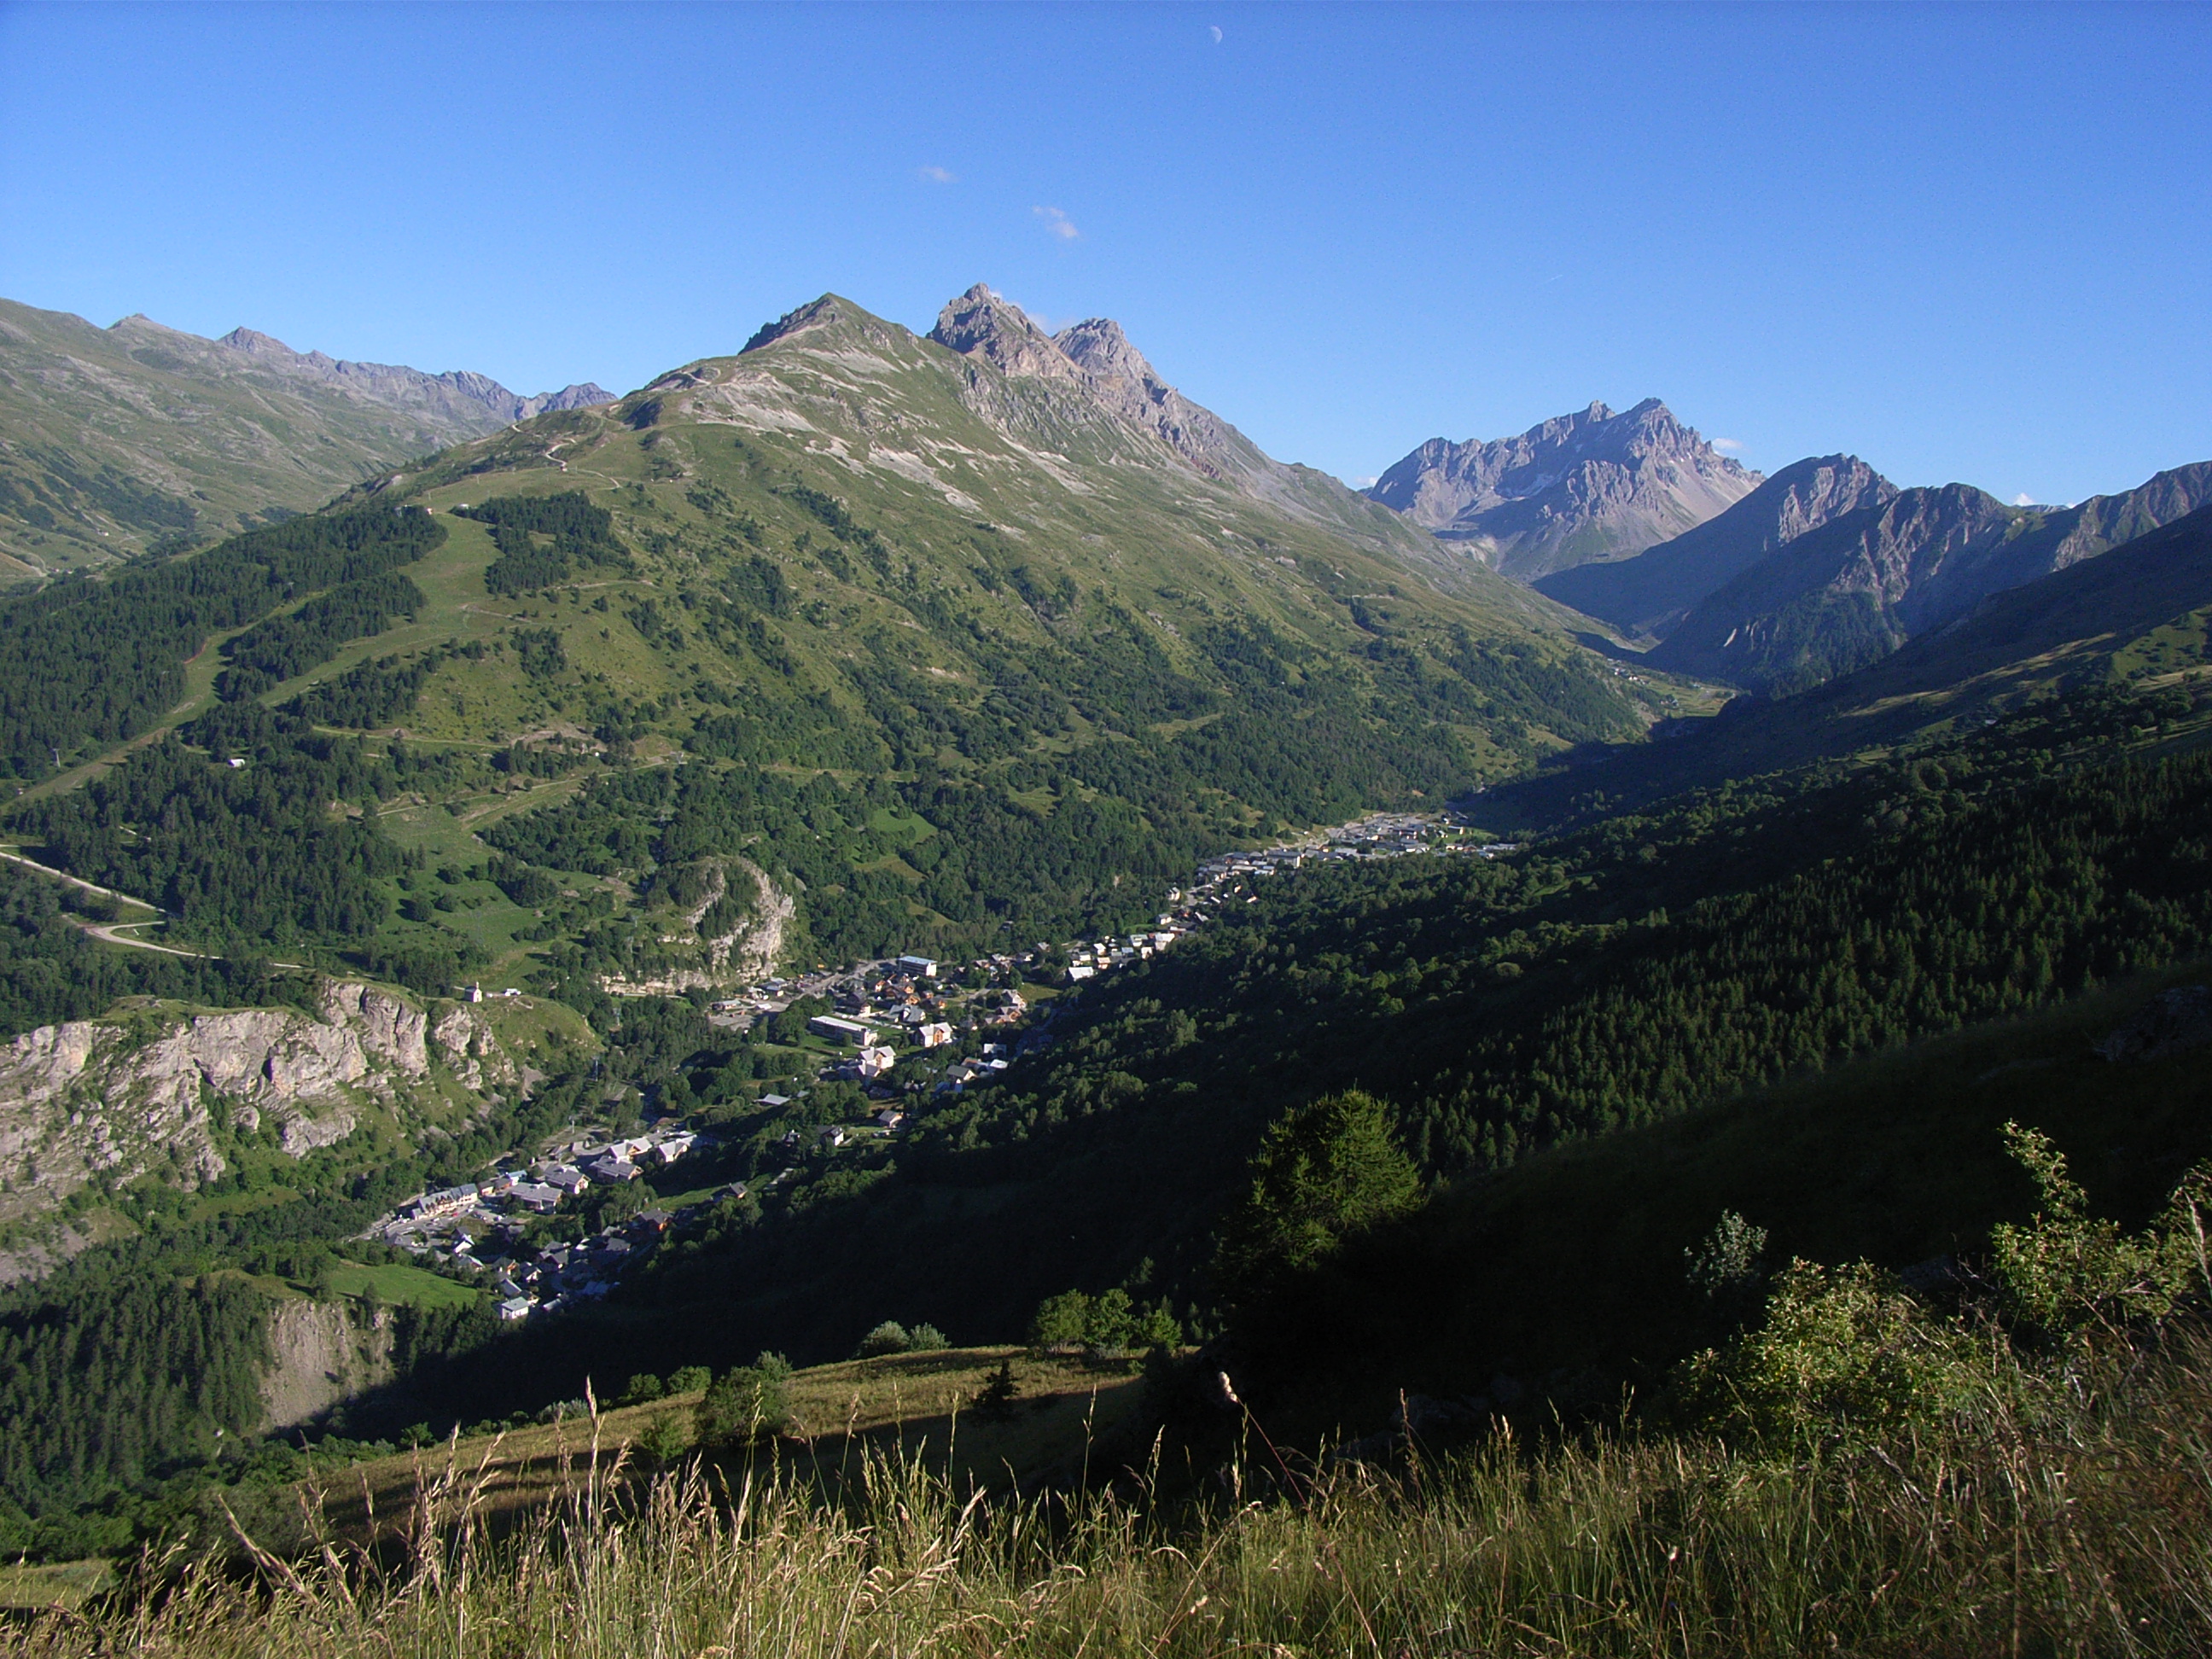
xmin=3 ymin=3 xmax=2207 ymax=506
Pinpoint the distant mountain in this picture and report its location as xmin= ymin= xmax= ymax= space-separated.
xmin=1534 ymin=455 xmax=1896 ymax=638
xmin=1486 ymin=504 xmax=2212 ymax=832
xmin=213 ymin=325 xmax=612 ymax=424
xmin=1365 ymin=399 xmax=1761 ymax=580
xmin=0 ymin=298 xmax=612 ymax=579
xmin=1647 ymin=462 xmax=2212 ymax=693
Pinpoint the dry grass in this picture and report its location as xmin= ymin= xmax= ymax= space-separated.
xmin=306 ymin=1348 xmax=1148 ymax=1543
xmin=15 ymin=1330 xmax=2212 ymax=1657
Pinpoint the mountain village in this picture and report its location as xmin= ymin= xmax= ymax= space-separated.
xmin=365 ymin=809 xmax=1516 ymax=1320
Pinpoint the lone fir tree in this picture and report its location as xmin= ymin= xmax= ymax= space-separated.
xmin=973 ymin=1359 xmax=1020 ymax=1422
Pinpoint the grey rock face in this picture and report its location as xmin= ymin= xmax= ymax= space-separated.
xmin=1366 ymin=400 xmax=1762 ymax=579
xmin=1052 ymin=317 xmax=1248 ymax=480
xmin=920 ymin=287 xmax=1309 ymax=506
xmin=0 ymin=982 xmax=515 ymax=1231
xmin=927 ymin=285 xmax=1083 ymax=381
xmin=2098 ymin=986 xmax=2212 ymax=1063
xmin=1647 ymin=461 xmax=2212 ymax=693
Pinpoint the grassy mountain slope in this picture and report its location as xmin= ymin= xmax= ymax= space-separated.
xmin=0 ymin=298 xmax=597 ymax=581
xmin=0 ymin=289 xmax=1661 ymax=998
xmin=362 ymin=684 xmax=2212 ymax=1421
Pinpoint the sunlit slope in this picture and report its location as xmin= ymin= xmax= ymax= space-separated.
xmin=2 ymin=290 xmax=1668 ymax=994
xmin=292 ymin=291 xmax=1666 ymax=840
xmin=0 ymin=300 xmax=526 ymax=580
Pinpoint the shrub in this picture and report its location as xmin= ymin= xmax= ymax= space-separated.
xmin=858 ymin=1320 xmax=911 ymax=1358
xmin=1990 ymin=1121 xmax=2209 ymax=1340
xmin=1085 ymin=1289 xmax=1136 ymax=1352
xmin=1029 ymin=1290 xmax=1090 ymax=1352
xmin=637 ymin=1412 xmax=692 ymax=1464
xmin=1674 ymin=1259 xmax=1984 ymax=1448
xmin=906 ymin=1323 xmax=949 ymax=1351
xmin=696 ymin=1353 xmax=792 ymax=1447
xmin=666 ymin=1365 xmax=712 ymax=1395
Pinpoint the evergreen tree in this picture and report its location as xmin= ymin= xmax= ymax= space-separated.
xmin=1213 ymin=1090 xmax=1422 ymax=1306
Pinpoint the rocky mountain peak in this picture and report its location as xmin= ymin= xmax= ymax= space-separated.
xmin=740 ymin=294 xmax=856 ymax=355
xmin=1366 ymin=399 xmax=1762 ymax=580
xmin=928 ymin=284 xmax=1080 ymax=381
xmin=1053 ymin=317 xmax=1150 ymax=385
xmin=216 ymin=324 xmax=295 ymax=358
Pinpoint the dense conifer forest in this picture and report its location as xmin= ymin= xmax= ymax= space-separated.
xmin=0 ymin=508 xmax=442 ymax=777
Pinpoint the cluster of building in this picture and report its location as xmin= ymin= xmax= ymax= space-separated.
xmin=370 ymin=1125 xmax=728 ymax=1319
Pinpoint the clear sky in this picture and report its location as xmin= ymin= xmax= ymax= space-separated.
xmin=3 ymin=2 xmax=2207 ymax=507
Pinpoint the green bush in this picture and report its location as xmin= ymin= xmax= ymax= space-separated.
xmin=696 ymin=1353 xmax=793 ymax=1447
xmin=1029 ymin=1290 xmax=1090 ymax=1352
xmin=1990 ymin=1121 xmax=2209 ymax=1339
xmin=857 ymin=1320 xmax=911 ymax=1358
xmin=1679 ymin=1126 xmax=2212 ymax=1449
xmin=1674 ymin=1259 xmax=1984 ymax=1448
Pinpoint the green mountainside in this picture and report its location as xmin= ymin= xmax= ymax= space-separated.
xmin=0 ymin=297 xmax=608 ymax=581
xmin=417 ymin=682 xmax=2208 ymax=1381
xmin=0 ymin=286 xmax=1662 ymax=999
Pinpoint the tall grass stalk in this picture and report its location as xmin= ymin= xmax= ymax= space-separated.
xmin=19 ymin=1331 xmax=2212 ymax=1657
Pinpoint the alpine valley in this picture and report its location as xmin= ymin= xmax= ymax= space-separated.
xmin=7 ymin=283 xmax=2212 ymax=1659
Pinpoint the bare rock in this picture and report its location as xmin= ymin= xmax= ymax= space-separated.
xmin=0 ymin=981 xmax=512 ymax=1236
xmin=2098 ymin=986 xmax=2212 ymax=1062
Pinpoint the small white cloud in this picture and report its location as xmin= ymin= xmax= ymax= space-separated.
xmin=2013 ymin=493 xmax=2035 ymax=506
xmin=918 ymin=166 xmax=957 ymax=184
xmin=1033 ymin=206 xmax=1080 ymax=241
xmin=1210 ymin=24 xmax=1223 ymax=42
xmin=1353 ymin=475 xmax=1378 ymax=488
xmin=1711 ymin=438 xmax=1743 ymax=453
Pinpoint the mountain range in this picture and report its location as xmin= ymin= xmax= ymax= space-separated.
xmin=1598 ymin=459 xmax=2212 ymax=694
xmin=0 ymin=297 xmax=610 ymax=579
xmin=1359 ymin=392 xmax=2212 ymax=697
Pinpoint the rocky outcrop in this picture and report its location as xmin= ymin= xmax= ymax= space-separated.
xmin=598 ymin=861 xmax=794 ymax=997
xmin=2097 ymin=986 xmax=2212 ymax=1063
xmin=0 ymin=981 xmax=516 ymax=1228
xmin=430 ymin=1004 xmax=527 ymax=1096
xmin=1366 ymin=400 xmax=1762 ymax=579
xmin=259 ymin=1298 xmax=397 ymax=1430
